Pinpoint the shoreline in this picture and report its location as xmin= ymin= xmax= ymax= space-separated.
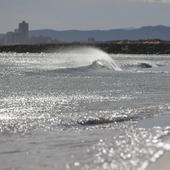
xmin=147 ymin=139 xmax=170 ymax=170
xmin=0 ymin=41 xmax=170 ymax=54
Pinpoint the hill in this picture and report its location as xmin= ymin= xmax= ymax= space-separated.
xmin=29 ymin=25 xmax=170 ymax=42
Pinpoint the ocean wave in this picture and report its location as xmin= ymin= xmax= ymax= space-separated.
xmin=121 ymin=62 xmax=153 ymax=69
xmin=24 ymin=59 xmax=119 ymax=76
xmin=53 ymin=60 xmax=116 ymax=73
xmin=77 ymin=115 xmax=138 ymax=126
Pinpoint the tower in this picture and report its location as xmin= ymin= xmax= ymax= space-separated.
xmin=18 ymin=21 xmax=29 ymax=43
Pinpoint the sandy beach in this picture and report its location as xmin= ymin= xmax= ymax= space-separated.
xmin=147 ymin=140 xmax=170 ymax=170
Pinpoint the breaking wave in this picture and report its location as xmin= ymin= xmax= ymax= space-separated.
xmin=77 ymin=115 xmax=139 ymax=126
xmin=0 ymin=47 xmax=122 ymax=75
xmin=52 ymin=59 xmax=118 ymax=73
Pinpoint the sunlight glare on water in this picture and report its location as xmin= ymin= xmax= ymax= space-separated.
xmin=0 ymin=49 xmax=170 ymax=170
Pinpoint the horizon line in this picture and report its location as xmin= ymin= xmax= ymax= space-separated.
xmin=1 ymin=25 xmax=170 ymax=34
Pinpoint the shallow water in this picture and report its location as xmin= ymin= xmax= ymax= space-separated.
xmin=0 ymin=48 xmax=170 ymax=170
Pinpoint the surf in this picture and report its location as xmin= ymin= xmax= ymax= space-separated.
xmin=14 ymin=47 xmax=121 ymax=72
xmin=42 ymin=47 xmax=121 ymax=71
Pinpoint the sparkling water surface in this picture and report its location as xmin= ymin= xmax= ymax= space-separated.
xmin=0 ymin=47 xmax=170 ymax=170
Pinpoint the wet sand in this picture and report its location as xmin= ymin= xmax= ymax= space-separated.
xmin=147 ymin=140 xmax=170 ymax=170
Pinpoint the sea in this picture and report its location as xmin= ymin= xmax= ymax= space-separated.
xmin=0 ymin=47 xmax=170 ymax=170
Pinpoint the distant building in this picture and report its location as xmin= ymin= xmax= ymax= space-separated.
xmin=29 ymin=35 xmax=54 ymax=44
xmin=18 ymin=21 xmax=29 ymax=43
xmin=4 ymin=21 xmax=29 ymax=45
xmin=88 ymin=37 xmax=96 ymax=43
xmin=5 ymin=32 xmax=16 ymax=45
xmin=2 ymin=21 xmax=58 ymax=45
xmin=0 ymin=39 xmax=3 ymax=45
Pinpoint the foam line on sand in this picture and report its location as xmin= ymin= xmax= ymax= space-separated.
xmin=147 ymin=140 xmax=170 ymax=170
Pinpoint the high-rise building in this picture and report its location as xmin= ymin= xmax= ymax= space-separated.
xmin=18 ymin=21 xmax=29 ymax=43
xmin=4 ymin=21 xmax=29 ymax=45
xmin=3 ymin=21 xmax=54 ymax=45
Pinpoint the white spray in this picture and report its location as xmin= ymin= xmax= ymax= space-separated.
xmin=1 ymin=47 xmax=122 ymax=71
xmin=45 ymin=47 xmax=122 ymax=71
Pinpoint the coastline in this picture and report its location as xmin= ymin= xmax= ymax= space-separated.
xmin=147 ymin=139 xmax=170 ymax=170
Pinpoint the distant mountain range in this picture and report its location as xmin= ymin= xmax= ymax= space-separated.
xmin=1 ymin=25 xmax=170 ymax=42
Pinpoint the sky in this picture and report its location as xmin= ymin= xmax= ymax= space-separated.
xmin=0 ymin=0 xmax=170 ymax=33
